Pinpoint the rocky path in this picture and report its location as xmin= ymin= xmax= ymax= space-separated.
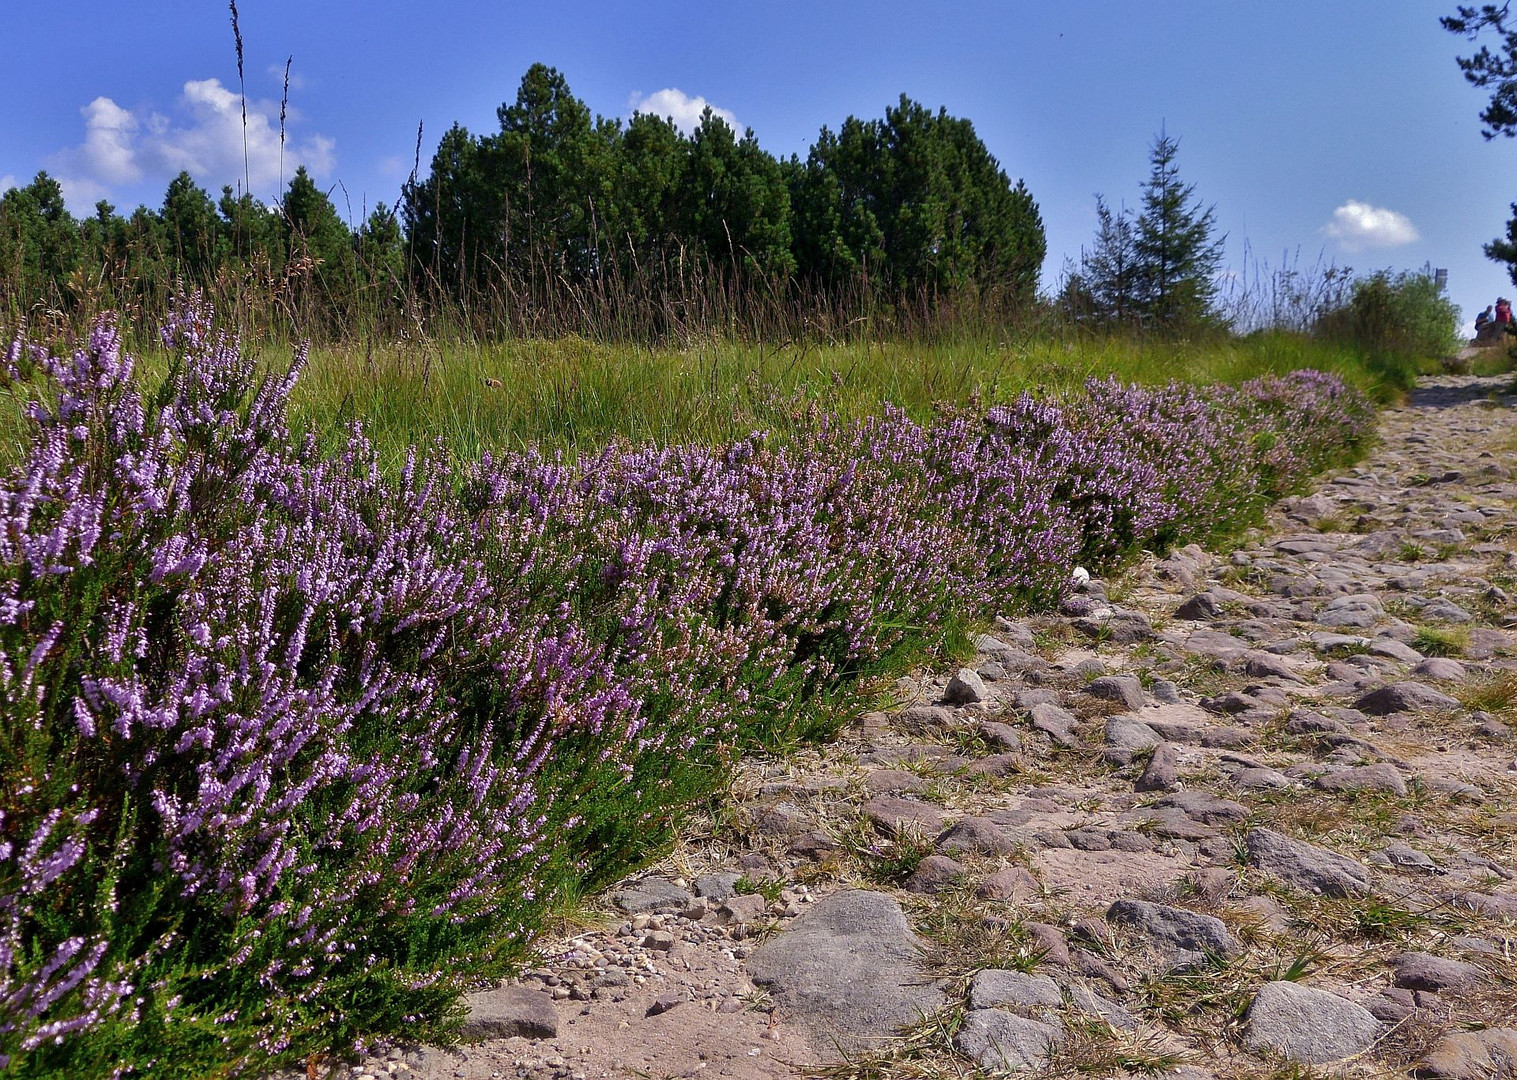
xmin=349 ymin=374 xmax=1517 ymax=1080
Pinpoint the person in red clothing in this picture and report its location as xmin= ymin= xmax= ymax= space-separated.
xmin=1497 ymin=297 xmax=1512 ymax=325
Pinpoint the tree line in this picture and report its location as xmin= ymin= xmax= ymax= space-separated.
xmin=0 ymin=164 xmax=402 ymax=334
xmin=0 ymin=64 xmax=1048 ymax=339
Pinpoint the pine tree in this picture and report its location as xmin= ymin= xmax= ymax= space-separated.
xmin=787 ymin=97 xmax=1044 ymax=302
xmin=401 ymin=123 xmax=486 ymax=293
xmin=1133 ymin=132 xmax=1223 ymax=329
xmin=613 ymin=111 xmax=687 ymax=262
xmin=357 ymin=203 xmax=406 ymax=297
xmin=681 ymin=109 xmax=795 ymax=278
xmin=219 ymin=185 xmax=285 ymax=275
xmin=282 ymin=166 xmax=356 ymax=297
xmin=1443 ymin=5 xmax=1517 ymax=139
xmin=160 ymin=172 xmax=222 ymax=282
xmin=0 ymin=173 xmax=81 ymax=297
xmin=1484 ymin=202 xmax=1517 ymax=286
xmin=487 ymin=64 xmax=620 ymax=279
xmin=1444 ymin=8 xmax=1517 ymax=284
xmin=1080 ymin=196 xmax=1142 ymax=325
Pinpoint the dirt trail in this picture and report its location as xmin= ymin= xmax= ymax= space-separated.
xmin=326 ymin=374 xmax=1517 ymax=1080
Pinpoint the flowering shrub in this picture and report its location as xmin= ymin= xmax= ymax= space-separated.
xmin=0 ymin=300 xmax=1372 ymax=1076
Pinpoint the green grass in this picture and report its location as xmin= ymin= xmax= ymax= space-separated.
xmin=285 ymin=330 xmax=1402 ymax=467
xmin=1466 ymin=342 xmax=1517 ymax=376
xmin=1397 ymin=541 xmax=1427 ymax=563
xmin=1413 ymin=625 xmax=1468 ymax=657
xmin=0 ymin=326 xmax=1412 ymax=471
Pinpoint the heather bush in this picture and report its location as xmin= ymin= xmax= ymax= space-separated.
xmin=0 ymin=299 xmax=1371 ymax=1076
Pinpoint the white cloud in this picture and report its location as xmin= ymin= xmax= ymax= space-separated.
xmin=49 ymin=77 xmax=335 ymax=211
xmin=1322 ymin=200 xmax=1420 ymax=252
xmin=77 ymin=97 xmax=141 ymax=183
xmin=628 ymin=88 xmax=738 ymax=136
xmin=59 ymin=176 xmax=112 ymax=209
xmin=0 ymin=175 xmax=15 ymax=194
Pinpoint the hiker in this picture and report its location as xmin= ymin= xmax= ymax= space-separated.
xmin=1498 ymin=298 xmax=1512 ymax=326
xmin=1476 ymin=305 xmax=1494 ymax=332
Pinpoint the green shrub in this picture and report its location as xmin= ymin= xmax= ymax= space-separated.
xmin=1314 ymin=270 xmax=1461 ymax=392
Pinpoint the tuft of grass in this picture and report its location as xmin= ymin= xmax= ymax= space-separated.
xmin=1139 ymin=950 xmax=1261 ymax=1032
xmin=734 ymin=874 xmax=785 ymax=904
xmin=910 ymin=892 xmax=1042 ymax=977
xmin=799 ymin=1007 xmax=966 ymax=1080
xmin=1458 ymin=671 xmax=1517 ymax=714
xmin=1242 ymin=785 xmax=1426 ymax=855
xmin=1045 ymin=1016 xmax=1187 ymax=1076
xmin=1316 ymin=638 xmax=1371 ymax=658
xmin=847 ymin=823 xmax=939 ymax=886
xmin=1413 ymin=625 xmax=1468 ymax=657
xmin=1292 ymin=894 xmax=1431 ymax=943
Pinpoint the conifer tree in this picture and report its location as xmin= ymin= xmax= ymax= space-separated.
xmin=1080 ymin=196 xmax=1142 ymax=325
xmin=161 ymin=172 xmax=222 ymax=282
xmin=357 ymin=202 xmax=405 ymax=293
xmin=1133 ymin=132 xmax=1223 ymax=329
xmin=0 ymin=173 xmax=81 ymax=297
xmin=282 ymin=165 xmax=357 ymax=296
xmin=788 ymin=97 xmax=1044 ymax=302
xmin=1443 ymin=5 xmax=1517 ymax=138
xmin=1445 ymin=7 xmax=1517 ymax=284
xmin=681 ymin=109 xmax=795 ymax=278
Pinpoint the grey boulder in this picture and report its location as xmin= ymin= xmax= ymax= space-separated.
xmin=945 ymin=667 xmax=989 ymax=705
xmin=612 ymin=876 xmax=694 ymax=913
xmin=1067 ymin=984 xmax=1139 ymax=1031
xmin=1413 ymin=657 xmax=1467 ymax=681
xmin=1135 ymin=741 xmax=1179 ymax=792
xmin=1354 ymin=681 xmax=1461 ymax=715
xmin=460 ymin=985 xmax=559 ymax=1041
xmin=1390 ymin=951 xmax=1483 ymax=991
xmin=1245 ymin=828 xmax=1371 ymax=897
xmin=1314 ymin=763 xmax=1408 ymax=796
xmin=967 ymin=970 xmax=1062 ymax=1011
xmin=1419 ymin=1028 xmax=1517 ymax=1079
xmin=1029 ymin=702 xmax=1080 ymax=747
xmin=1103 ymin=715 xmax=1163 ymax=766
xmin=953 ymin=1009 xmax=1063 ymax=1071
xmin=1087 ymin=675 xmax=1146 ymax=711
xmin=1153 ymin=790 xmax=1249 ymax=825
xmin=693 ymin=871 xmax=743 ymax=900
xmin=1106 ymin=899 xmax=1237 ymax=963
xmin=937 ymin=816 xmax=1018 ymax=856
xmin=746 ymin=890 xmax=945 ymax=1057
xmin=903 ymin=854 xmax=967 ymax=894
xmin=1243 ymin=981 xmax=1381 ymax=1064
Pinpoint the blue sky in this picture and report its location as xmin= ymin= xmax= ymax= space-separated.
xmin=2 ymin=1 xmax=1512 ymax=329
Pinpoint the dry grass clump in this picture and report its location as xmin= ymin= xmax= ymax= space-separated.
xmin=1458 ymin=671 xmax=1517 ymax=714
xmin=1241 ymin=787 xmax=1427 ymax=856
xmin=907 ymin=890 xmax=1043 ymax=978
xmin=798 ymin=1009 xmax=968 ymax=1080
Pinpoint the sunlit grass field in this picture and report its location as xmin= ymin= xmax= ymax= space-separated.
xmin=0 ymin=325 xmax=1443 ymax=471
xmin=279 ymin=330 xmax=1410 ymax=467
